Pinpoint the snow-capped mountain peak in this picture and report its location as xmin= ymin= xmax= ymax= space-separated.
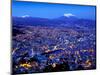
xmin=64 ymin=13 xmax=75 ymax=17
xmin=22 ymin=15 xmax=30 ymax=18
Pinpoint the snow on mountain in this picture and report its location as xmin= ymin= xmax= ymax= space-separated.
xmin=64 ymin=13 xmax=75 ymax=17
xmin=22 ymin=15 xmax=30 ymax=18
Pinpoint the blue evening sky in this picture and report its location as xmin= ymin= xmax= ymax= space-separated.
xmin=12 ymin=1 xmax=96 ymax=20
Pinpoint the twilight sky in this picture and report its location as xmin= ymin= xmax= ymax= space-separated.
xmin=12 ymin=1 xmax=96 ymax=20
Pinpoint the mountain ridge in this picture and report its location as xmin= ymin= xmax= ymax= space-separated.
xmin=12 ymin=16 xmax=96 ymax=29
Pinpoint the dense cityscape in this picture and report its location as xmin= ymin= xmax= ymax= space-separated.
xmin=12 ymin=16 xmax=96 ymax=74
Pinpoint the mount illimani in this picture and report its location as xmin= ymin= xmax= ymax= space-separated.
xmin=12 ymin=16 xmax=96 ymax=29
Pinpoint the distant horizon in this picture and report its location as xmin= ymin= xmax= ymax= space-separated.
xmin=12 ymin=15 xmax=96 ymax=21
xmin=12 ymin=1 xmax=96 ymax=20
